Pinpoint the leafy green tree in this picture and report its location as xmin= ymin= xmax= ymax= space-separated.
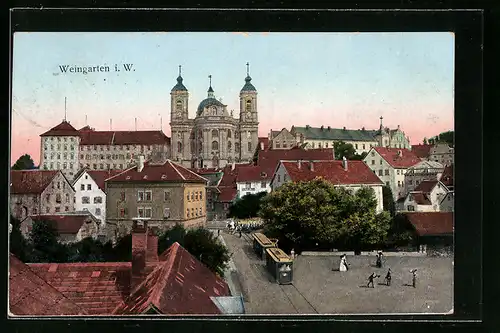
xmin=428 ymin=130 xmax=454 ymax=147
xmin=110 ymin=233 xmax=132 ymax=261
xmin=66 ymin=237 xmax=114 ymax=262
xmin=351 ymin=151 xmax=368 ymax=161
xmin=183 ymin=228 xmax=230 ymax=277
xmin=12 ymin=154 xmax=36 ymax=170
xmin=158 ymin=223 xmax=186 ymax=254
xmin=29 ymin=220 xmax=68 ymax=263
xmin=333 ymin=141 xmax=356 ymax=160
xmin=9 ymin=215 xmax=31 ymax=262
xmin=385 ymin=213 xmax=415 ymax=248
xmin=382 ymin=185 xmax=396 ymax=217
xmin=228 ymin=191 xmax=267 ymax=219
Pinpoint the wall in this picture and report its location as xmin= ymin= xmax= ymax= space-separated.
xmin=40 ymin=172 xmax=76 ymax=214
xmin=270 ymin=163 xmax=289 ymax=191
xmin=429 ymin=143 xmax=454 ymax=166
xmin=40 ymin=135 xmax=80 ymax=180
xmin=439 ymin=192 xmax=454 ymax=212
xmin=364 ymin=149 xmax=408 ymax=201
xmin=236 ymin=180 xmax=271 ymax=198
xmin=271 ymin=130 xmax=296 ymax=150
xmin=10 ymin=194 xmax=40 ymax=220
xmin=73 ymin=172 xmax=106 ymax=224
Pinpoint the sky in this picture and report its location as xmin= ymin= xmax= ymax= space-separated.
xmin=11 ymin=32 xmax=454 ymax=165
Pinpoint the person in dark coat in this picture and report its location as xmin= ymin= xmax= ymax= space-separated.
xmin=410 ymin=269 xmax=417 ymax=288
xmin=376 ymin=251 xmax=383 ymax=268
xmin=217 ymin=229 xmax=220 ymax=237
xmin=367 ymin=272 xmax=380 ymax=288
xmin=384 ymin=268 xmax=392 ymax=286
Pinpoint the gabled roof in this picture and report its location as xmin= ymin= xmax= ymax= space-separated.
xmin=10 ymin=170 xmax=59 ymax=194
xmin=236 ymin=165 xmax=271 ymax=182
xmin=408 ymin=192 xmax=432 ymax=205
xmin=40 ymin=120 xmax=80 ymax=137
xmin=26 ymin=214 xmax=97 ymax=235
xmin=291 ymin=126 xmax=378 ymax=142
xmin=404 ymin=212 xmax=453 ymax=236
xmin=9 ymin=254 xmax=87 ymax=316
xmin=106 ymin=160 xmax=207 ymax=183
xmin=413 ymin=180 xmax=439 ymax=193
xmin=86 ymin=170 xmax=123 ymax=191
xmin=440 ymin=164 xmax=454 ymax=188
xmin=373 ymin=147 xmax=421 ymax=168
xmin=79 ymin=130 xmax=170 ymax=145
xmin=411 ymin=144 xmax=433 ymax=158
xmin=280 ymin=160 xmax=383 ymax=185
xmin=113 ymin=242 xmax=230 ymax=315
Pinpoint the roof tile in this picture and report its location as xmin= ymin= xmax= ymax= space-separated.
xmin=10 ymin=170 xmax=59 ymax=194
xmin=27 ymin=214 xmax=94 ymax=234
xmin=40 ymin=121 xmax=79 ymax=137
xmin=404 ymin=212 xmax=453 ymax=236
xmin=374 ymin=147 xmax=421 ymax=168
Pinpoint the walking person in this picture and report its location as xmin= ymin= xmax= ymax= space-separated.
xmin=410 ymin=269 xmax=417 ymax=288
xmin=384 ymin=268 xmax=392 ymax=286
xmin=339 ymin=254 xmax=349 ymax=272
xmin=376 ymin=251 xmax=383 ymax=268
xmin=367 ymin=272 xmax=379 ymax=288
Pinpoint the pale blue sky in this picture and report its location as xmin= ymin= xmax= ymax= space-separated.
xmin=11 ymin=32 xmax=454 ymax=164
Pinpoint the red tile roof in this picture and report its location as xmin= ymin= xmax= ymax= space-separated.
xmin=28 ymin=262 xmax=140 ymax=315
xmin=79 ymin=130 xmax=170 ymax=145
xmin=440 ymin=164 xmax=454 ymax=188
xmin=236 ymin=165 xmax=270 ymax=183
xmin=409 ymin=192 xmax=432 ymax=205
xmin=106 ymin=160 xmax=207 ymax=183
xmin=27 ymin=214 xmax=95 ymax=235
xmin=218 ymin=187 xmax=238 ymax=202
xmin=85 ymin=170 xmax=123 ymax=191
xmin=281 ymin=160 xmax=384 ymax=185
xmin=113 ymin=242 xmax=230 ymax=315
xmin=40 ymin=121 xmax=80 ymax=137
xmin=411 ymin=144 xmax=433 ymax=158
xmin=9 ymin=254 xmax=87 ymax=316
xmin=413 ymin=180 xmax=438 ymax=193
xmin=189 ymin=167 xmax=221 ymax=175
xmin=10 ymin=170 xmax=59 ymax=194
xmin=374 ymin=147 xmax=421 ymax=168
xmin=404 ymin=212 xmax=453 ymax=236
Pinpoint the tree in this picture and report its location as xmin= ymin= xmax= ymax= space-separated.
xmin=158 ymin=223 xmax=186 ymax=254
xmin=29 ymin=220 xmax=68 ymax=262
xmin=228 ymin=191 xmax=267 ymax=219
xmin=9 ymin=215 xmax=31 ymax=262
xmin=423 ymin=137 xmax=428 ymax=145
xmin=333 ymin=141 xmax=356 ymax=160
xmin=66 ymin=237 xmax=113 ymax=262
xmin=110 ymin=233 xmax=132 ymax=262
xmin=12 ymin=154 xmax=36 ymax=170
xmin=351 ymin=151 xmax=368 ymax=161
xmin=385 ymin=213 xmax=415 ymax=248
xmin=428 ymin=130 xmax=454 ymax=147
xmin=382 ymin=185 xmax=396 ymax=217
xmin=259 ymin=178 xmax=392 ymax=253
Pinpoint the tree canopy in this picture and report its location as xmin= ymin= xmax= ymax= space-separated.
xmin=428 ymin=130 xmax=454 ymax=147
xmin=382 ymin=185 xmax=396 ymax=217
xmin=12 ymin=154 xmax=36 ymax=170
xmin=228 ymin=191 xmax=267 ymax=219
xmin=333 ymin=141 xmax=368 ymax=160
xmin=259 ymin=178 xmax=391 ymax=253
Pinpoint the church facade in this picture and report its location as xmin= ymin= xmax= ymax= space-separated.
xmin=169 ymin=65 xmax=259 ymax=169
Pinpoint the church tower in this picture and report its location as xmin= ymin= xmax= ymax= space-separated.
xmin=169 ymin=65 xmax=192 ymax=163
xmin=238 ymin=62 xmax=259 ymax=162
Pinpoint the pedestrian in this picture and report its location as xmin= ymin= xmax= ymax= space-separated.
xmin=239 ymin=227 xmax=242 ymax=238
xmin=410 ymin=269 xmax=417 ymax=288
xmin=217 ymin=229 xmax=220 ymax=237
xmin=290 ymin=248 xmax=295 ymax=260
xmin=376 ymin=251 xmax=383 ymax=268
xmin=367 ymin=272 xmax=380 ymax=288
xmin=384 ymin=268 xmax=392 ymax=286
xmin=339 ymin=254 xmax=349 ymax=272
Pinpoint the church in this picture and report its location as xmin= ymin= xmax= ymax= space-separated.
xmin=169 ymin=64 xmax=259 ymax=169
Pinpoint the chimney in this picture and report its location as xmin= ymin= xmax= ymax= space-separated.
xmin=309 ymin=161 xmax=314 ymax=171
xmin=397 ymin=150 xmax=402 ymax=157
xmin=231 ymin=162 xmax=235 ymax=171
xmin=342 ymin=156 xmax=348 ymax=171
xmin=260 ymin=141 xmax=264 ymax=150
xmin=297 ymin=160 xmax=301 ymax=169
xmin=146 ymin=227 xmax=159 ymax=263
xmin=131 ymin=220 xmax=147 ymax=291
xmin=137 ymin=155 xmax=145 ymax=172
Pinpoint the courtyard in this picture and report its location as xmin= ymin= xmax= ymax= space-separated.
xmin=220 ymin=231 xmax=454 ymax=315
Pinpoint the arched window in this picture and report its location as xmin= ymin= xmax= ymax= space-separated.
xmin=248 ymin=142 xmax=252 ymax=152
xmin=176 ymin=100 xmax=182 ymax=111
xmin=212 ymin=141 xmax=219 ymax=151
xmin=177 ymin=142 xmax=183 ymax=153
xmin=246 ymin=100 xmax=252 ymax=112
xmin=227 ymin=130 xmax=232 ymax=138
xmin=212 ymin=129 xmax=218 ymax=138
xmin=227 ymin=141 xmax=232 ymax=152
xmin=235 ymin=143 xmax=240 ymax=152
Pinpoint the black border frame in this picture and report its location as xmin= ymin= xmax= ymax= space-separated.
xmin=5 ymin=6 xmax=486 ymax=333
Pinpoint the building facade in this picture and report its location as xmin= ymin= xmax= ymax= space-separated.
xmin=428 ymin=142 xmax=454 ymax=166
xmin=10 ymin=170 xmax=75 ymax=220
xmin=105 ymin=158 xmax=208 ymax=238
xmin=235 ymin=165 xmax=272 ymax=198
xmin=403 ymin=160 xmax=445 ymax=197
xmin=268 ymin=128 xmax=297 ymax=150
xmin=402 ymin=180 xmax=449 ymax=212
xmin=169 ymin=65 xmax=259 ymax=169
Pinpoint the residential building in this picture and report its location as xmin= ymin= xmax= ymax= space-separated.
xmin=429 ymin=142 xmax=454 ymax=166
xmin=236 ymin=165 xmax=272 ymax=198
xmin=363 ymin=147 xmax=421 ymax=201
xmin=72 ymin=169 xmax=122 ymax=224
xmin=401 ymin=180 xmax=449 ymax=212
xmin=169 ymin=65 xmax=258 ymax=169
xmin=439 ymin=164 xmax=454 ymax=191
xmin=268 ymin=128 xmax=297 ymax=150
xmin=10 ymin=170 xmax=75 ymax=220
xmin=105 ymin=157 xmax=208 ymax=238
xmin=411 ymin=144 xmax=433 ymax=161
xmin=21 ymin=212 xmax=100 ymax=243
xmin=271 ymin=159 xmax=385 ymax=213
xmin=402 ymin=212 xmax=453 ymax=253
xmin=403 ymin=160 xmax=445 ymax=197
xmin=190 ymin=168 xmax=224 ymax=221
xmin=439 ymin=191 xmax=455 ymax=212
xmin=14 ymin=221 xmax=236 ymax=315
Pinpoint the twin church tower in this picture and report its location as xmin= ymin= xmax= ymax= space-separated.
xmin=169 ymin=63 xmax=259 ymax=169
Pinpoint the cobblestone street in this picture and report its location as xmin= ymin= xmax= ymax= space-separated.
xmin=220 ymin=231 xmax=454 ymax=315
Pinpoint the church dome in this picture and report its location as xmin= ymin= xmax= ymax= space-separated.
xmin=196 ymin=98 xmax=224 ymax=116
xmin=171 ymin=75 xmax=188 ymax=92
xmin=240 ymin=75 xmax=256 ymax=92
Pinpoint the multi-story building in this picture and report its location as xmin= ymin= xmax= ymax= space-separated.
xmin=401 ymin=180 xmax=449 ymax=212
xmin=235 ymin=165 xmax=272 ymax=198
xmin=363 ymin=147 xmax=421 ymax=201
xmin=268 ymin=128 xmax=297 ymax=150
xmin=169 ymin=65 xmax=259 ymax=169
xmin=40 ymin=121 xmax=171 ymax=180
xmin=105 ymin=156 xmax=208 ymax=238
xmin=270 ymin=159 xmax=384 ymax=213
xmin=403 ymin=160 xmax=445 ymax=197
xmin=10 ymin=170 xmax=76 ymax=220
xmin=72 ymin=169 xmax=122 ymax=225
xmin=190 ymin=167 xmax=224 ymax=221
xmin=429 ymin=142 xmax=454 ymax=166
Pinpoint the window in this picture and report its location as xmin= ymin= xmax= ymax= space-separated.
xmin=55 ymin=194 xmax=62 ymax=203
xmin=187 ymin=208 xmax=190 ymax=218
xmin=245 ymin=182 xmax=251 ymax=189
xmin=100 ymin=164 xmax=104 ymax=169
xmin=63 ymin=162 xmax=68 ymax=169
xmin=94 ymin=196 xmax=103 ymax=204
xmin=385 ymin=169 xmax=389 ymax=176
xmin=200 ymin=191 xmax=203 ymax=200
xmin=318 ymin=143 xmax=322 ymax=148
xmin=397 ymin=170 xmax=400 ymax=175
xmin=276 ymin=142 xmax=281 ymax=148
xmin=397 ymin=181 xmax=401 ymax=187
xmin=380 ymin=160 xmax=383 ymax=165
xmin=57 ymin=182 xmax=61 ymax=189
xmin=325 ymin=143 xmax=329 ymax=148
xmin=227 ymin=130 xmax=232 ymax=138
xmin=46 ymin=194 xmax=50 ymax=202
xmin=145 ymin=208 xmax=152 ymax=218
xmin=138 ymin=207 xmax=144 ymax=217
xmin=33 ymin=208 xmax=37 ymax=214
xmin=87 ymin=184 xmax=92 ymax=190
xmin=416 ymin=180 xmax=420 ymax=185
xmin=385 ymin=181 xmax=390 ymax=186
xmin=164 ymin=191 xmax=171 ymax=201
xmin=145 ymin=190 xmax=152 ymax=201
xmin=65 ymin=193 xmax=70 ymax=203
xmin=277 ymin=174 xmax=281 ymax=182
xmin=212 ymin=129 xmax=219 ymax=138
xmin=191 ymin=192 xmax=194 ymax=201
xmin=363 ymin=144 xmax=366 ymax=149
xmin=163 ymin=208 xmax=170 ymax=219
xmin=120 ymin=191 xmax=126 ymax=201
xmin=46 ymin=206 xmax=50 ymax=213
xmin=120 ymin=208 xmax=126 ymax=217
xmin=378 ymin=170 xmax=383 ymax=176
xmin=407 ymin=205 xmax=415 ymax=211
xmin=248 ymin=142 xmax=252 ymax=152
xmin=82 ymin=196 xmax=90 ymax=204
xmin=195 ymin=192 xmax=199 ymax=200
xmin=355 ymin=144 xmax=358 ymax=149
xmin=55 ymin=207 xmax=60 ymax=212
xmin=212 ymin=141 xmax=219 ymax=150
xmin=261 ymin=181 xmax=267 ymax=188
xmin=371 ymin=151 xmax=375 ymax=156
xmin=371 ymin=160 xmax=375 ymax=165
xmin=138 ymin=191 xmax=144 ymax=202
xmin=65 ymin=206 xmax=69 ymax=212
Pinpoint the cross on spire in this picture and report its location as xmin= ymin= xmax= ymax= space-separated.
xmin=379 ymin=116 xmax=383 ymax=127
xmin=209 ymin=75 xmax=212 ymax=87
xmin=178 ymin=65 xmax=182 ymax=77
xmin=246 ymin=62 xmax=250 ymax=76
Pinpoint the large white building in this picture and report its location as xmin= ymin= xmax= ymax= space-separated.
xmin=270 ymin=159 xmax=384 ymax=214
xmin=234 ymin=165 xmax=272 ymax=198
xmin=363 ymin=147 xmax=421 ymax=201
xmin=72 ymin=169 xmax=123 ymax=225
